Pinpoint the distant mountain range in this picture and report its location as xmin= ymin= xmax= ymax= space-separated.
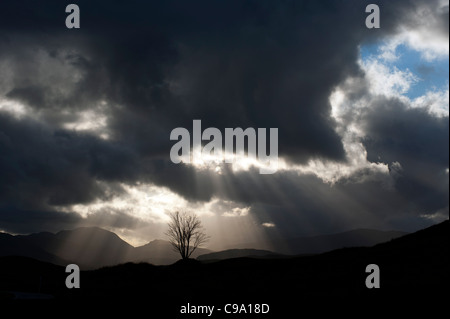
xmin=197 ymin=248 xmax=284 ymax=261
xmin=0 ymin=226 xmax=408 ymax=269
xmin=0 ymin=227 xmax=210 ymax=269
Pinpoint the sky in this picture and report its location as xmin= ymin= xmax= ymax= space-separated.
xmin=0 ymin=0 xmax=448 ymax=249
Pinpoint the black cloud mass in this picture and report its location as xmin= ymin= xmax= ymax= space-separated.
xmin=0 ymin=0 xmax=448 ymax=241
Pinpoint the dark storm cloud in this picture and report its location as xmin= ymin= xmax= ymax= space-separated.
xmin=0 ymin=204 xmax=146 ymax=235
xmin=0 ymin=0 xmax=361 ymax=161
xmin=362 ymin=98 xmax=449 ymax=213
xmin=0 ymin=113 xmax=139 ymax=209
xmin=0 ymin=0 xmax=448 ymax=234
xmin=0 ymin=206 xmax=82 ymax=234
xmin=3 ymin=50 xmax=105 ymax=112
xmin=1 ymin=0 xmax=443 ymax=158
xmin=0 ymin=113 xmax=145 ymax=233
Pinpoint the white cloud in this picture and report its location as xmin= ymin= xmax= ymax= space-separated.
xmin=359 ymin=43 xmax=449 ymax=118
xmin=411 ymin=87 xmax=449 ymax=117
xmin=360 ymin=58 xmax=419 ymax=98
xmin=261 ymin=222 xmax=275 ymax=228
xmin=378 ymin=38 xmax=404 ymax=62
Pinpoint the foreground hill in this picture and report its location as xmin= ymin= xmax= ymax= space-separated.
xmin=197 ymin=248 xmax=284 ymax=261
xmin=0 ymin=220 xmax=447 ymax=316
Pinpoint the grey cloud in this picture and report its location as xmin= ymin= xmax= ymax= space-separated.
xmin=0 ymin=207 xmax=82 ymax=234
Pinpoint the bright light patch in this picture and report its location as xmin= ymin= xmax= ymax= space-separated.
xmin=62 ymin=103 xmax=111 ymax=139
xmin=58 ymin=182 xmax=188 ymax=224
xmin=0 ymin=98 xmax=29 ymax=119
xmin=222 ymin=206 xmax=250 ymax=217
xmin=191 ymin=150 xmax=284 ymax=174
xmin=420 ymin=207 xmax=449 ymax=223
xmin=55 ymin=183 xmax=260 ymax=246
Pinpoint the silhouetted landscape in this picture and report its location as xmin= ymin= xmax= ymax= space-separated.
xmin=0 ymin=221 xmax=447 ymax=316
xmin=0 ymin=225 xmax=406 ymax=268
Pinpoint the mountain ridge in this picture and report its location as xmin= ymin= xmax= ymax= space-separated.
xmin=0 ymin=226 xmax=211 ymax=269
xmin=0 ymin=225 xmax=411 ymax=268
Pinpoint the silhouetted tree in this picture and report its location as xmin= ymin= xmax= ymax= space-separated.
xmin=166 ymin=211 xmax=209 ymax=260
